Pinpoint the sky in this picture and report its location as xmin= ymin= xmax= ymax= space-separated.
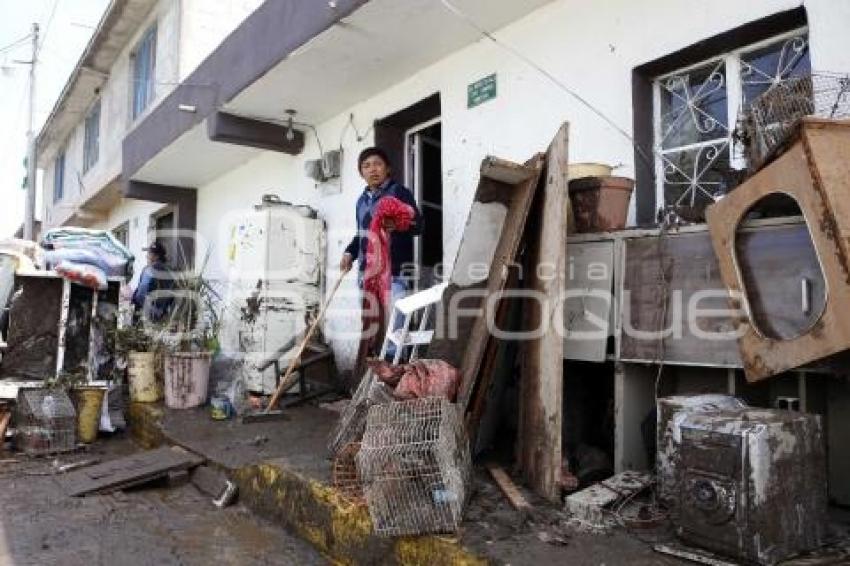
xmin=0 ymin=0 xmax=110 ymax=238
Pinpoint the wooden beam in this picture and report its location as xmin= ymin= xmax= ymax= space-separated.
xmin=207 ymin=111 xmax=305 ymax=155
xmin=518 ymin=122 xmax=568 ymax=502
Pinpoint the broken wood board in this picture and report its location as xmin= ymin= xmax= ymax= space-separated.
xmin=428 ymin=154 xmax=545 ymax=412
xmin=63 ymin=446 xmax=204 ymax=497
xmin=707 ymin=119 xmax=850 ymax=381
xmin=565 ymin=470 xmax=651 ymax=527
xmin=519 ymin=123 xmax=568 ymax=502
xmin=488 ymin=464 xmax=532 ymax=518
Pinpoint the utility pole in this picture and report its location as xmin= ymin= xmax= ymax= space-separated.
xmin=23 ymin=22 xmax=39 ymax=241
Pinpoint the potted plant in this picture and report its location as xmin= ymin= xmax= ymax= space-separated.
xmin=158 ymin=255 xmax=223 ymax=410
xmin=114 ymin=320 xmax=161 ymax=403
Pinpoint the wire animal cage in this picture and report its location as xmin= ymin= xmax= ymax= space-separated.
xmin=327 ymin=371 xmax=394 ymax=457
xmin=15 ymin=388 xmax=77 ymax=456
xmin=332 ymin=442 xmax=366 ymax=504
xmin=356 ymin=398 xmax=471 ymax=537
xmin=742 ymin=72 xmax=850 ymax=168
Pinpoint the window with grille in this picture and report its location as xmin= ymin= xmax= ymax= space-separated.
xmin=53 ymin=151 xmax=66 ymax=203
xmin=83 ymin=100 xmax=100 ymax=173
xmin=653 ymin=28 xmax=810 ymax=214
xmin=131 ymin=25 xmax=157 ymax=120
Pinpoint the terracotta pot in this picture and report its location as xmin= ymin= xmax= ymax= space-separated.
xmin=569 ymin=175 xmax=635 ymax=233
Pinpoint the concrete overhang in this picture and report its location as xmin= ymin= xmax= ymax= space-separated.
xmin=124 ymin=0 xmax=556 ymax=188
xmin=36 ymin=0 xmax=158 ymax=165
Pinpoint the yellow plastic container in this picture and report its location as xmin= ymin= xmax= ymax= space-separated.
xmin=72 ymin=386 xmax=106 ymax=444
xmin=128 ymin=351 xmax=161 ymax=403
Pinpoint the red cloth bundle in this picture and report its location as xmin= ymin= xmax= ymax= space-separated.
xmin=368 ymin=359 xmax=461 ymax=402
xmin=363 ymin=196 xmax=415 ymax=310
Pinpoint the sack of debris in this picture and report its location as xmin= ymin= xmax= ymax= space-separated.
xmin=367 ymin=359 xmax=460 ymax=402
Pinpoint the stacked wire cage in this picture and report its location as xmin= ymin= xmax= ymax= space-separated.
xmin=742 ymin=72 xmax=850 ymax=167
xmin=15 ymin=388 xmax=77 ymax=456
xmin=356 ymin=397 xmax=471 ymax=536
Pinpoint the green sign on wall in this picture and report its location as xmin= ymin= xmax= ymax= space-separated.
xmin=467 ymin=73 xmax=497 ymax=108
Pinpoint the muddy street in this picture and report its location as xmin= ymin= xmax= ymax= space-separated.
xmin=0 ymin=438 xmax=326 ymax=566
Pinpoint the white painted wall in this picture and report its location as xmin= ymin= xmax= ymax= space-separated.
xmin=196 ymin=0 xmax=850 ymax=370
xmin=178 ymin=0 xmax=264 ymax=80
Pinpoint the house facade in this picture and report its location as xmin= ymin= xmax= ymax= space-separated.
xmin=113 ymin=0 xmax=850 ymax=367
xmin=36 ymin=0 xmax=263 ymax=281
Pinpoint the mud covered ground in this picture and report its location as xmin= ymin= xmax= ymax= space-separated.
xmin=0 ymin=437 xmax=326 ymax=566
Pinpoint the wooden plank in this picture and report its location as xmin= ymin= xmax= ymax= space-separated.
xmin=64 ymin=446 xmax=205 ymax=497
xmin=481 ymin=157 xmax=537 ymax=184
xmin=518 ymin=123 xmax=568 ymax=502
xmin=487 ymin=464 xmax=532 ymax=517
xmin=428 ymin=154 xmax=545 ymax=411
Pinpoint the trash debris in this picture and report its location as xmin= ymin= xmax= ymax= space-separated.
xmin=565 ymin=471 xmax=652 ymax=529
xmin=213 ymin=481 xmax=238 ymax=508
xmin=55 ymin=458 xmax=100 ymax=474
xmin=654 ymin=542 xmax=739 ymax=566
xmin=356 ymin=398 xmax=471 ymax=536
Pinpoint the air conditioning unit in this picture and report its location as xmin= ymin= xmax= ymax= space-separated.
xmin=305 ymin=150 xmax=342 ymax=182
xmin=674 ymin=408 xmax=828 ymax=565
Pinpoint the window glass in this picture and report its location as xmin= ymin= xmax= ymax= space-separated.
xmin=83 ymin=100 xmax=100 ymax=173
xmin=132 ymin=25 xmax=157 ymax=119
xmin=741 ymin=34 xmax=810 ymax=104
xmin=660 ymin=60 xmax=728 ymax=150
xmin=53 ymin=152 xmax=65 ymax=203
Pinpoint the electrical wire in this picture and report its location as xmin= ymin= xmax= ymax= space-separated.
xmin=437 ymin=0 xmax=654 ymax=170
xmin=0 ymin=34 xmax=32 ymax=55
xmin=37 ymin=0 xmax=61 ymax=57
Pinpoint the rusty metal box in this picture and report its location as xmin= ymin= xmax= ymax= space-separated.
xmin=675 ymin=409 xmax=827 ymax=565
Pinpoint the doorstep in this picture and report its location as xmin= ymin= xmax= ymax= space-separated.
xmin=126 ymin=402 xmax=487 ymax=565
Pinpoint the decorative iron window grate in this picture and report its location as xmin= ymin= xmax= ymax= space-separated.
xmin=653 ymin=29 xmax=810 ymax=217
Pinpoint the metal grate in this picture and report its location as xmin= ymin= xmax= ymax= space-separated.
xmin=356 ymin=398 xmax=471 ymax=537
xmin=15 ymin=388 xmax=77 ymax=456
xmin=742 ymin=72 xmax=850 ymax=167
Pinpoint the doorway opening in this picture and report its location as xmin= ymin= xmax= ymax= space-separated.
xmin=405 ymin=119 xmax=443 ymax=289
xmin=375 ymin=93 xmax=443 ymax=291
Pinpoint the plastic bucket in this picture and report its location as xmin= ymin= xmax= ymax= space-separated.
xmin=164 ymin=352 xmax=212 ymax=409
xmin=569 ymin=175 xmax=635 ymax=233
xmin=568 ymin=162 xmax=614 ymax=181
xmin=72 ymin=386 xmax=106 ymax=444
xmin=128 ymin=351 xmax=160 ymax=403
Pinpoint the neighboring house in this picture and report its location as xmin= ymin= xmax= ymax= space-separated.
xmin=35 ymin=0 xmax=264 ymax=282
